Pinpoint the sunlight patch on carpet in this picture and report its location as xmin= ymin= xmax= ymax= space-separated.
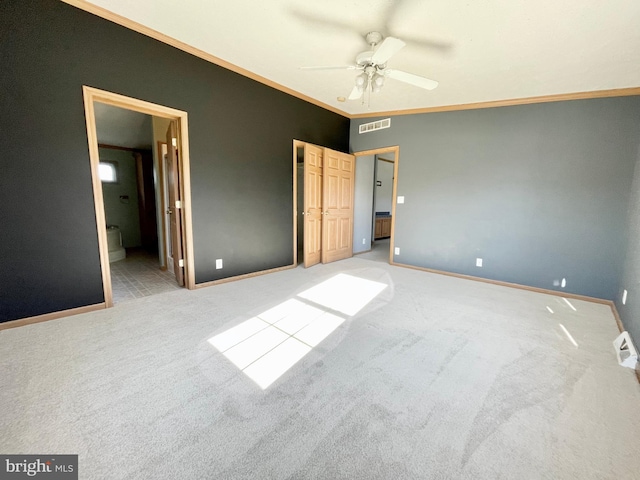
xmin=208 ymin=273 xmax=388 ymax=389
xmin=297 ymin=273 xmax=388 ymax=316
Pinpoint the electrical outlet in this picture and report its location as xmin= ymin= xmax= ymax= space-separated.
xmin=561 ymin=278 xmax=566 ymax=288
xmin=362 ymin=238 xmax=366 ymax=245
xmin=476 ymin=258 xmax=483 ymax=267
xmin=623 ymin=289 xmax=628 ymax=305
xmin=397 ymin=196 xmax=405 ymax=204
xmin=394 ymin=247 xmax=400 ymax=255
xmin=216 ymin=259 xmax=223 ymax=269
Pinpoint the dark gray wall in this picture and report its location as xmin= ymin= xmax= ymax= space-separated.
xmin=0 ymin=0 xmax=348 ymax=323
xmin=615 ymin=144 xmax=640 ymax=347
xmin=350 ymin=98 xmax=640 ymax=300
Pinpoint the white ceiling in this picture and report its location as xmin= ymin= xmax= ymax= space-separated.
xmin=84 ymin=0 xmax=640 ymax=116
xmin=95 ymin=102 xmax=153 ymax=149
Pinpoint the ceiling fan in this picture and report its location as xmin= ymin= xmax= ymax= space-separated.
xmin=301 ymin=31 xmax=438 ymax=105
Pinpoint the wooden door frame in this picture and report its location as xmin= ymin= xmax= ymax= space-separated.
xmin=353 ymin=146 xmax=400 ymax=264
xmin=83 ymin=86 xmax=196 ymax=307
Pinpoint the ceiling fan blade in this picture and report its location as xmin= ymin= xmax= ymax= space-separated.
xmin=300 ymin=65 xmax=358 ymax=71
xmin=348 ymin=86 xmax=363 ymax=100
xmin=385 ymin=69 xmax=439 ymax=90
xmin=288 ymin=8 xmax=358 ymax=34
xmin=381 ymin=0 xmax=405 ymax=37
xmin=371 ymin=37 xmax=406 ymax=65
xmin=399 ymin=34 xmax=453 ymax=53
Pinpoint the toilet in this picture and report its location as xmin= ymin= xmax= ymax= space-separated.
xmin=106 ymin=225 xmax=126 ymax=263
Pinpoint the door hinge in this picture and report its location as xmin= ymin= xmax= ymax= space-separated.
xmin=178 ymin=259 xmax=184 ymax=267
xmin=172 ymin=137 xmax=177 ymax=147
xmin=175 ymin=200 xmax=182 ymax=209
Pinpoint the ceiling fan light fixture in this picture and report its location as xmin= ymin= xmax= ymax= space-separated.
xmin=370 ymin=73 xmax=384 ymax=93
xmin=301 ymin=30 xmax=439 ymax=107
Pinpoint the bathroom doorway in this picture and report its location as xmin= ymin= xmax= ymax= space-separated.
xmin=83 ymin=86 xmax=195 ymax=307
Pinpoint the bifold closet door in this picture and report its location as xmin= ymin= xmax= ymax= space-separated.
xmin=321 ymin=148 xmax=355 ymax=264
xmin=303 ymin=144 xmax=323 ymax=268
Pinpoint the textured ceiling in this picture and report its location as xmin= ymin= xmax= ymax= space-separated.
xmin=83 ymin=0 xmax=640 ymax=116
xmin=95 ymin=102 xmax=153 ymax=149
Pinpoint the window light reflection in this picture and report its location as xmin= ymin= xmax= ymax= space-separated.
xmin=559 ymin=323 xmax=579 ymax=348
xmin=563 ymin=298 xmax=577 ymax=312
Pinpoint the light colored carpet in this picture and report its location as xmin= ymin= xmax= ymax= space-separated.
xmin=1 ymin=256 xmax=639 ymax=479
xmin=358 ymin=237 xmax=391 ymax=263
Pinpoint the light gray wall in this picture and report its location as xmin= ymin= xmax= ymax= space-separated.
xmin=374 ymin=158 xmax=394 ymax=213
xmin=100 ymin=148 xmax=142 ymax=248
xmin=615 ymin=142 xmax=640 ymax=347
xmin=353 ymin=155 xmax=375 ymax=253
xmin=350 ymin=97 xmax=640 ymax=300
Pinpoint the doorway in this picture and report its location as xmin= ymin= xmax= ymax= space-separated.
xmin=96 ymin=139 xmax=176 ymax=303
xmin=83 ymin=86 xmax=195 ymax=308
xmin=352 ymin=146 xmax=400 ymax=264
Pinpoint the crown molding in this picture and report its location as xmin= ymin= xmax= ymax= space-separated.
xmin=350 ymin=87 xmax=640 ymax=119
xmin=60 ymin=0 xmax=349 ymax=117
xmin=60 ymin=2 xmax=640 ymax=120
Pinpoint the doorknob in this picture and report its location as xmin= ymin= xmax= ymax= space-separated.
xmin=324 ymin=211 xmax=329 ymax=215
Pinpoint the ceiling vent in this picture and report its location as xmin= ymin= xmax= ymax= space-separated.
xmin=359 ymin=118 xmax=391 ymax=134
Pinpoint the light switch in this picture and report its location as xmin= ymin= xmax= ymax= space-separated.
xmin=397 ymin=196 xmax=405 ymax=204
xmin=394 ymin=247 xmax=400 ymax=255
xmin=216 ymin=259 xmax=223 ymax=269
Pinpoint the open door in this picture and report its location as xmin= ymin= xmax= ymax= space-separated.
xmin=166 ymin=122 xmax=185 ymax=286
xmin=322 ymin=148 xmax=355 ymax=264
xmin=303 ymin=144 xmax=323 ymax=268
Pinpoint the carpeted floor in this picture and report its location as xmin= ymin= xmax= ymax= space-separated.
xmin=1 ymin=255 xmax=639 ymax=479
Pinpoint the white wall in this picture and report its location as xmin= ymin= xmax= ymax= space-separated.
xmin=353 ymin=155 xmax=375 ymax=253
xmin=374 ymin=158 xmax=394 ymax=213
xmin=152 ymin=116 xmax=171 ymax=267
xmin=100 ymin=148 xmax=141 ymax=248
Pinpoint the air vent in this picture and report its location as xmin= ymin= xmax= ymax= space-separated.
xmin=359 ymin=118 xmax=391 ymax=134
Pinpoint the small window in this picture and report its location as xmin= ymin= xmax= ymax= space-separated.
xmin=99 ymin=161 xmax=118 ymax=183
